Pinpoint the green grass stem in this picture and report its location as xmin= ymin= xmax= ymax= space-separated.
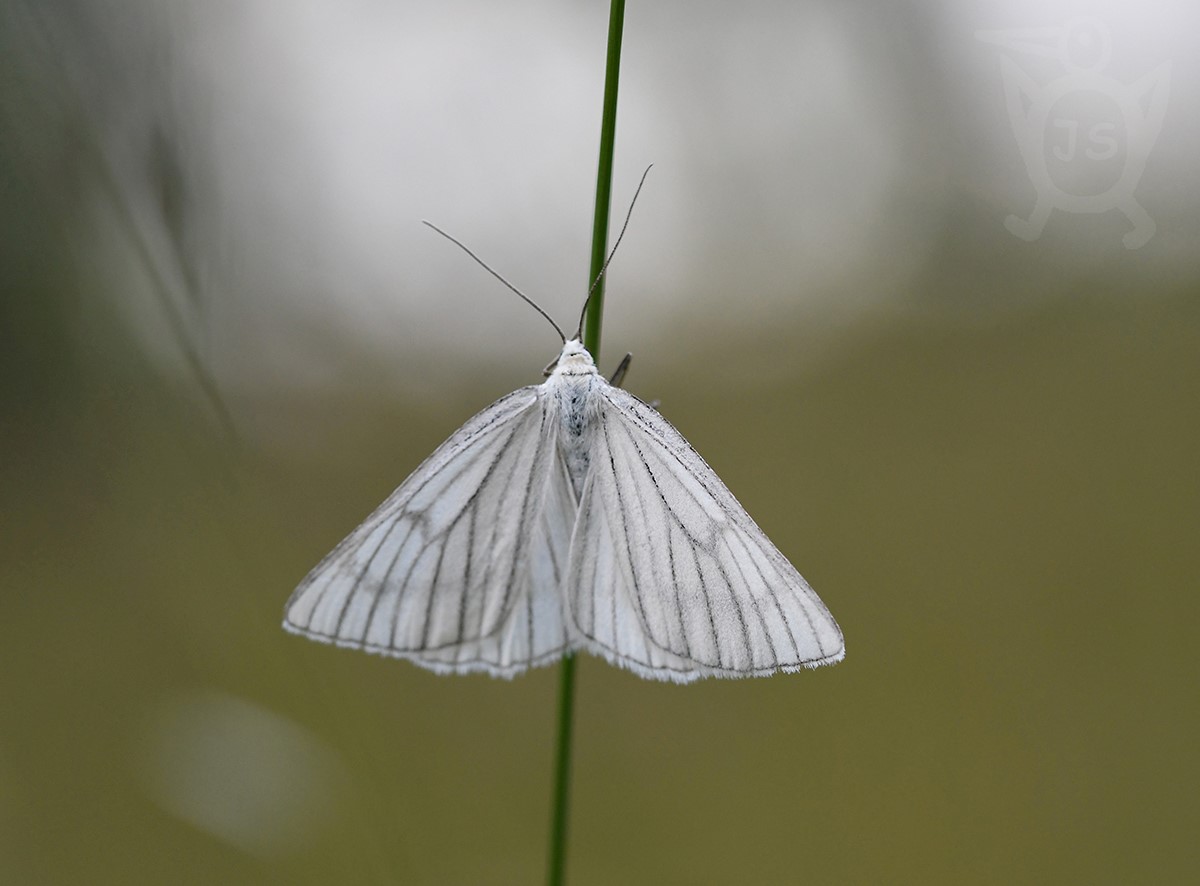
xmin=546 ymin=2 xmax=626 ymax=884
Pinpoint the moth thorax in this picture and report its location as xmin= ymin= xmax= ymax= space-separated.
xmin=558 ymin=376 xmax=596 ymax=497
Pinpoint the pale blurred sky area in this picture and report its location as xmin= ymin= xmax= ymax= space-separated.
xmin=4 ymin=0 xmax=1198 ymax=427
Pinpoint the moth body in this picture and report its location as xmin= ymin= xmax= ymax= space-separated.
xmin=549 ymin=339 xmax=602 ymax=500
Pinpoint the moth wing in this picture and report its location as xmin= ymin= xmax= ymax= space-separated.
xmin=567 ymin=384 xmax=844 ymax=682
xmin=284 ymin=386 xmax=572 ymax=676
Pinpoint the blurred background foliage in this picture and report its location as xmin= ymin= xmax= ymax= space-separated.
xmin=2 ymin=1 xmax=1198 ymax=883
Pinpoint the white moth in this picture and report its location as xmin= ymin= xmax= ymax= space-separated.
xmin=284 ymin=222 xmax=844 ymax=683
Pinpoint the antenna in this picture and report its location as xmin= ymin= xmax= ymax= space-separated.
xmin=422 ymin=220 xmax=567 ymax=343
xmin=574 ymin=164 xmax=653 ymax=341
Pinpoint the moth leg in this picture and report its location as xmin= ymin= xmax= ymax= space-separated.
xmin=609 ymin=353 xmax=659 ymax=409
xmin=608 ymin=353 xmax=633 ymax=387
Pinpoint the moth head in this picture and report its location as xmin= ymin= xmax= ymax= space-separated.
xmin=544 ymin=339 xmax=595 ymax=377
xmin=560 ymin=339 xmax=590 ymax=360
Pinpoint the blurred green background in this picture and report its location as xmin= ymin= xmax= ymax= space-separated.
xmin=3 ymin=1 xmax=1198 ymax=884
